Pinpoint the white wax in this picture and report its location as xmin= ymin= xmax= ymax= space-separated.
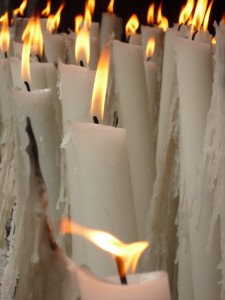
xmin=0 ymin=58 xmax=12 ymax=122
xmin=112 ymin=40 xmax=155 ymax=240
xmin=90 ymin=22 xmax=100 ymax=39
xmin=100 ymin=13 xmax=123 ymax=49
xmin=156 ymin=28 xmax=182 ymax=162
xmin=43 ymin=32 xmax=67 ymax=63
xmin=128 ymin=34 xmax=142 ymax=46
xmin=11 ymin=88 xmax=60 ymax=233
xmin=12 ymin=40 xmax=23 ymax=59
xmin=68 ymin=122 xmax=139 ymax=276
xmin=77 ymin=269 xmax=171 ymax=300
xmin=176 ymin=36 xmax=221 ymax=300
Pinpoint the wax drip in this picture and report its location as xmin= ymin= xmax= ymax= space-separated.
xmin=93 ymin=116 xmax=99 ymax=124
xmin=24 ymin=81 xmax=31 ymax=92
xmin=115 ymin=256 xmax=127 ymax=285
xmin=192 ymin=30 xmax=198 ymax=41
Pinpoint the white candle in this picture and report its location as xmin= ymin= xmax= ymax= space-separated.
xmin=128 ymin=34 xmax=142 ymax=46
xmin=112 ymin=40 xmax=155 ymax=240
xmin=11 ymin=87 xmax=60 ymax=233
xmin=64 ymin=122 xmax=139 ymax=277
xmin=43 ymin=32 xmax=67 ymax=63
xmin=176 ymin=36 xmax=221 ymax=300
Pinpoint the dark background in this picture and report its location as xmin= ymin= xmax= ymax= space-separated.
xmin=4 ymin=0 xmax=225 ymax=34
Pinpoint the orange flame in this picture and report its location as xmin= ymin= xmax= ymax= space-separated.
xmin=211 ymin=36 xmax=216 ymax=44
xmin=0 ymin=12 xmax=10 ymax=54
xmin=21 ymin=16 xmax=43 ymax=82
xmin=107 ymin=0 xmax=114 ymax=14
xmin=145 ymin=37 xmax=155 ymax=60
xmin=147 ymin=3 xmax=155 ymax=25
xmin=13 ymin=0 xmax=27 ymax=16
xmin=84 ymin=2 xmax=92 ymax=27
xmin=46 ymin=3 xmax=65 ymax=33
xmin=191 ymin=0 xmax=208 ymax=32
xmin=178 ymin=0 xmax=195 ymax=25
xmin=41 ymin=0 xmax=51 ymax=17
xmin=125 ymin=14 xmax=139 ymax=39
xmin=202 ymin=0 xmax=214 ymax=31
xmin=90 ymin=45 xmax=110 ymax=123
xmin=75 ymin=15 xmax=84 ymax=34
xmin=59 ymin=218 xmax=149 ymax=274
xmin=223 ymin=12 xmax=225 ymax=24
xmin=75 ymin=22 xmax=90 ymax=67
xmin=157 ymin=3 xmax=169 ymax=31
xmin=88 ymin=0 xmax=95 ymax=16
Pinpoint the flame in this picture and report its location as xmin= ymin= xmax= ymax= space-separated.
xmin=46 ymin=3 xmax=65 ymax=33
xmin=145 ymin=37 xmax=155 ymax=60
xmin=125 ymin=14 xmax=139 ymax=39
xmin=13 ymin=0 xmax=27 ymax=16
xmin=60 ymin=218 xmax=149 ymax=274
xmin=178 ymin=0 xmax=195 ymax=25
xmin=41 ymin=0 xmax=51 ymax=17
xmin=88 ymin=0 xmax=95 ymax=16
xmin=223 ymin=12 xmax=225 ymax=24
xmin=75 ymin=15 xmax=84 ymax=34
xmin=202 ymin=0 xmax=214 ymax=31
xmin=147 ymin=3 xmax=155 ymax=25
xmin=21 ymin=16 xmax=43 ymax=82
xmin=75 ymin=23 xmax=90 ymax=67
xmin=90 ymin=45 xmax=110 ymax=123
xmin=211 ymin=36 xmax=216 ymax=44
xmin=191 ymin=0 xmax=208 ymax=32
xmin=84 ymin=2 xmax=92 ymax=27
xmin=0 ymin=12 xmax=10 ymax=54
xmin=157 ymin=3 xmax=169 ymax=31
xmin=107 ymin=0 xmax=114 ymax=14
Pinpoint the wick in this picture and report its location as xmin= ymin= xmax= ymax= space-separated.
xmin=4 ymin=51 xmax=7 ymax=59
xmin=36 ymin=54 xmax=41 ymax=62
xmin=127 ymin=35 xmax=131 ymax=43
xmin=192 ymin=31 xmax=198 ymax=41
xmin=115 ymin=256 xmax=127 ymax=285
xmin=24 ymin=81 xmax=31 ymax=92
xmin=113 ymin=111 xmax=119 ymax=127
xmin=178 ymin=23 xmax=183 ymax=31
xmin=93 ymin=116 xmax=99 ymax=124
xmin=147 ymin=56 xmax=151 ymax=61
xmin=80 ymin=60 xmax=84 ymax=67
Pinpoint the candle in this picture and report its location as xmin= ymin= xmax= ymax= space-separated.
xmin=43 ymin=32 xmax=67 ymax=63
xmin=125 ymin=14 xmax=141 ymax=46
xmin=112 ymin=40 xmax=155 ymax=240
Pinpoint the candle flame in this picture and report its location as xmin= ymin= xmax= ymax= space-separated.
xmin=202 ymin=0 xmax=214 ymax=32
xmin=84 ymin=2 xmax=92 ymax=27
xmin=107 ymin=0 xmax=114 ymax=14
xmin=88 ymin=0 xmax=95 ymax=17
xmin=21 ymin=16 xmax=43 ymax=82
xmin=223 ymin=12 xmax=225 ymax=24
xmin=41 ymin=0 xmax=51 ymax=17
xmin=211 ymin=36 xmax=216 ymax=45
xmin=46 ymin=3 xmax=65 ymax=33
xmin=145 ymin=37 xmax=155 ymax=60
xmin=90 ymin=45 xmax=110 ymax=123
xmin=75 ymin=22 xmax=90 ymax=67
xmin=59 ymin=218 xmax=150 ymax=274
xmin=178 ymin=0 xmax=195 ymax=25
xmin=125 ymin=14 xmax=139 ymax=39
xmin=191 ymin=0 xmax=208 ymax=32
xmin=157 ymin=3 xmax=169 ymax=31
xmin=147 ymin=3 xmax=155 ymax=25
xmin=0 ymin=12 xmax=10 ymax=54
xmin=13 ymin=0 xmax=27 ymax=17
xmin=75 ymin=15 xmax=84 ymax=34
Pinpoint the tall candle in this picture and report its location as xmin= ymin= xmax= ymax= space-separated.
xmin=43 ymin=32 xmax=67 ymax=63
xmin=112 ymin=40 xmax=155 ymax=240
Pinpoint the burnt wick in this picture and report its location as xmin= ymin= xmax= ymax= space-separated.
xmin=4 ymin=51 xmax=7 ymax=59
xmin=115 ymin=256 xmax=128 ymax=285
xmin=192 ymin=31 xmax=198 ymax=41
xmin=93 ymin=116 xmax=99 ymax=124
xmin=80 ymin=60 xmax=84 ymax=67
xmin=24 ymin=81 xmax=31 ymax=92
xmin=178 ymin=23 xmax=183 ymax=31
xmin=113 ymin=111 xmax=119 ymax=127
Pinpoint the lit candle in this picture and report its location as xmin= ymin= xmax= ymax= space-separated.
xmin=112 ymin=40 xmax=155 ymax=240
xmin=125 ymin=14 xmax=141 ymax=46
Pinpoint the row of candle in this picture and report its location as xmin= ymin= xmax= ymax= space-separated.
xmin=0 ymin=0 xmax=224 ymax=299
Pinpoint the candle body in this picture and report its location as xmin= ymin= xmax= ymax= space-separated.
xmin=68 ymin=123 xmax=138 ymax=276
xmin=128 ymin=34 xmax=142 ymax=46
xmin=43 ymin=32 xmax=66 ymax=63
xmin=100 ymin=13 xmax=123 ymax=49
xmin=176 ymin=37 xmax=221 ymax=300
xmin=11 ymin=88 xmax=60 ymax=233
xmin=112 ymin=40 xmax=155 ymax=241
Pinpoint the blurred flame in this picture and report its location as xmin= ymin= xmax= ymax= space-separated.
xmin=107 ymin=0 xmax=114 ymax=14
xmin=84 ymin=2 xmax=92 ymax=27
xmin=46 ymin=3 xmax=65 ymax=33
xmin=21 ymin=16 xmax=43 ymax=82
xmin=157 ymin=3 xmax=169 ymax=31
xmin=13 ymin=0 xmax=27 ymax=16
xmin=41 ymin=0 xmax=51 ymax=17
xmin=147 ymin=3 xmax=155 ymax=25
xmin=59 ymin=218 xmax=149 ymax=274
xmin=178 ymin=0 xmax=195 ymax=25
xmin=202 ymin=0 xmax=214 ymax=31
xmin=90 ymin=45 xmax=110 ymax=123
xmin=75 ymin=23 xmax=90 ymax=67
xmin=0 ymin=12 xmax=10 ymax=54
xmin=125 ymin=14 xmax=139 ymax=39
xmin=223 ymin=12 xmax=225 ymax=24
xmin=145 ymin=37 xmax=155 ymax=60
xmin=75 ymin=15 xmax=84 ymax=34
xmin=191 ymin=0 xmax=208 ymax=32
xmin=211 ymin=36 xmax=216 ymax=44
xmin=88 ymin=0 xmax=95 ymax=16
